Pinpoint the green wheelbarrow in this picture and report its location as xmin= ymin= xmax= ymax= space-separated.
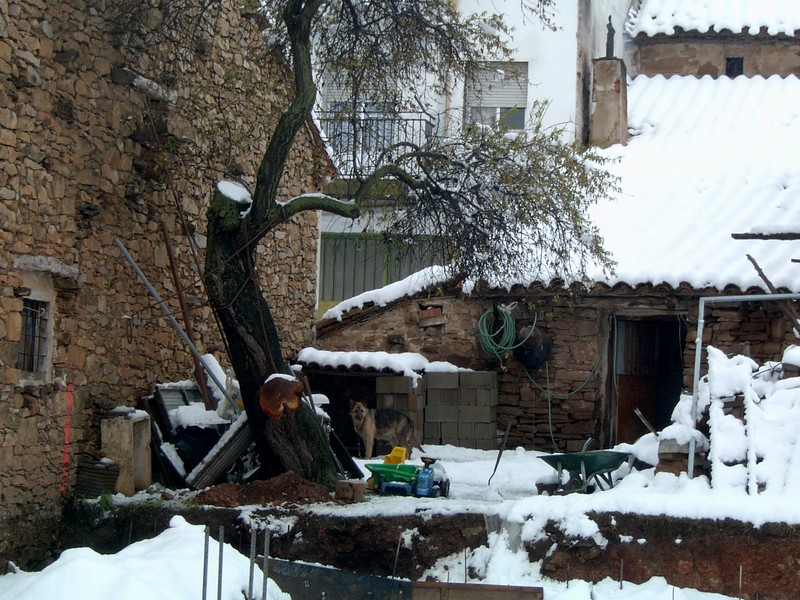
xmin=539 ymin=439 xmax=631 ymax=494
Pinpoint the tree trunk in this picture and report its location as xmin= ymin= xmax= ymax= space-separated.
xmin=204 ymin=189 xmax=337 ymax=487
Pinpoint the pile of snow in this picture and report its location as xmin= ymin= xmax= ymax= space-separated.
xmin=0 ymin=516 xmax=290 ymax=600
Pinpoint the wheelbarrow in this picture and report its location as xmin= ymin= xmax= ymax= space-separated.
xmin=538 ymin=438 xmax=631 ymax=494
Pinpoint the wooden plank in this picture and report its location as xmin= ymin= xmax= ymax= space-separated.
xmin=412 ymin=581 xmax=543 ymax=600
xmin=185 ymin=413 xmax=253 ymax=489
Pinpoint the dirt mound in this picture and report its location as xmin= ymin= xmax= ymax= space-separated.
xmin=192 ymin=471 xmax=332 ymax=507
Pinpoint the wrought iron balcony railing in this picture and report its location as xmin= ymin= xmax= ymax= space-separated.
xmin=317 ymin=110 xmax=437 ymax=177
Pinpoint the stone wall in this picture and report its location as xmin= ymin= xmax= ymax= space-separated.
xmin=315 ymin=289 xmax=796 ymax=454
xmin=0 ymin=0 xmax=330 ymax=566
xmin=633 ymin=36 xmax=800 ymax=78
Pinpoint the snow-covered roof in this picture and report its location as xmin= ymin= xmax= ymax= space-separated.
xmin=320 ymin=73 xmax=800 ymax=324
xmin=589 ymin=73 xmax=800 ymax=292
xmin=627 ymin=0 xmax=800 ymax=37
xmin=295 ymin=347 xmax=466 ymax=381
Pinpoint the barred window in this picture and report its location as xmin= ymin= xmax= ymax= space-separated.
xmin=18 ymin=298 xmax=49 ymax=374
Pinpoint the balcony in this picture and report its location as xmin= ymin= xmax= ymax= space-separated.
xmin=317 ymin=109 xmax=437 ymax=178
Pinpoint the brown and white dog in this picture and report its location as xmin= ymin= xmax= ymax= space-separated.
xmin=349 ymin=401 xmax=424 ymax=459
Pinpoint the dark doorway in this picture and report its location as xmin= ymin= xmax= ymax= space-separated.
xmin=612 ymin=317 xmax=687 ymax=444
xmin=304 ymin=371 xmax=378 ymax=456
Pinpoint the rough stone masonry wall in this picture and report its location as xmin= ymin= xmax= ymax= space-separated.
xmin=634 ymin=36 xmax=800 ymax=78
xmin=0 ymin=0 xmax=329 ymax=567
xmin=316 ymin=291 xmax=798 ymax=454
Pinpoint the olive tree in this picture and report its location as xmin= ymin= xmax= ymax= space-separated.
xmin=111 ymin=0 xmax=616 ymax=486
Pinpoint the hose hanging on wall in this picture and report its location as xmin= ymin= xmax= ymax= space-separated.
xmin=477 ymin=304 xmax=551 ymax=368
xmin=477 ymin=304 xmax=519 ymax=362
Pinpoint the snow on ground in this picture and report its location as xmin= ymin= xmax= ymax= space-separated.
xmin=0 ymin=516 xmax=290 ymax=600
xmin=3 ymin=346 xmax=799 ymax=599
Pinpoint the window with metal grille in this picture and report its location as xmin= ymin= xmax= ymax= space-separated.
xmin=18 ymin=298 xmax=49 ymax=373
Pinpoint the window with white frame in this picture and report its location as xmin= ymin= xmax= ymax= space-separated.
xmin=465 ymin=61 xmax=528 ymax=130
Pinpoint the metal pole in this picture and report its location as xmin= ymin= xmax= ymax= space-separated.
xmin=261 ymin=531 xmax=270 ymax=600
xmin=688 ymin=292 xmax=800 ymax=478
xmin=688 ymin=297 xmax=706 ymax=478
xmin=217 ymin=526 xmax=225 ymax=600
xmin=160 ymin=220 xmax=215 ymax=410
xmin=202 ymin=526 xmax=210 ymax=600
xmin=114 ymin=238 xmax=234 ymax=406
xmin=248 ymin=530 xmax=257 ymax=600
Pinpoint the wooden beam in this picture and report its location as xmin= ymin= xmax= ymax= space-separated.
xmin=731 ymin=232 xmax=800 ymax=240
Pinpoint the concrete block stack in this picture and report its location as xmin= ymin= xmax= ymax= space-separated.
xmin=425 ymin=371 xmax=498 ymax=450
xmin=376 ymin=375 xmax=426 ymax=443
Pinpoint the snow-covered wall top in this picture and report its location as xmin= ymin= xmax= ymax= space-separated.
xmin=627 ymin=0 xmax=800 ymax=37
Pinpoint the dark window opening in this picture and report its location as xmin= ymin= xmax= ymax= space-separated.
xmin=725 ymin=57 xmax=744 ymax=78
xmin=18 ymin=298 xmax=49 ymax=373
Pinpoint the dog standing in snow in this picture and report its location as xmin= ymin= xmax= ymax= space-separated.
xmin=349 ymin=401 xmax=424 ymax=459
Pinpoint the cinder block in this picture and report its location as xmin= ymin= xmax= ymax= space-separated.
xmin=392 ymin=395 xmax=410 ymax=411
xmin=474 ymin=422 xmax=499 ymax=439
xmin=473 ymin=437 xmax=498 ymax=451
xmin=461 ymin=371 xmax=497 ymax=390
xmin=409 ymin=394 xmax=426 ymax=412
xmin=335 ymin=479 xmax=366 ymax=502
xmin=426 ymin=405 xmax=458 ymax=422
xmin=426 ymin=388 xmax=459 ymax=407
xmin=101 ymin=414 xmax=151 ymax=496
xmin=426 ymin=371 xmax=459 ymax=389
xmin=441 ymin=422 xmax=459 ymax=440
xmin=458 ymin=421 xmax=474 ymax=439
xmin=459 ymin=405 xmax=497 ymax=423
xmin=376 ymin=394 xmax=395 ymax=410
xmin=424 ymin=422 xmax=441 ymax=441
xmin=476 ymin=388 xmax=497 ymax=407
xmin=459 ymin=388 xmax=477 ymax=406
xmin=376 ymin=376 xmax=412 ymax=394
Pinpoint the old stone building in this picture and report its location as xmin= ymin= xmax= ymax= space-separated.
xmin=0 ymin=0 xmax=331 ymax=565
xmin=311 ymin=4 xmax=800 ymax=457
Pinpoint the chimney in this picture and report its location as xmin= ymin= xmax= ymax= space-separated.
xmin=589 ymin=58 xmax=628 ymax=148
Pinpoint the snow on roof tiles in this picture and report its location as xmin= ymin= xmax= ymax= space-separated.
xmin=627 ymin=0 xmax=800 ymax=37
xmin=590 ymin=73 xmax=800 ymax=292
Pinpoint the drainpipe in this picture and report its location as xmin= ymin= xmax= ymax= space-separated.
xmin=687 ymin=292 xmax=800 ymax=477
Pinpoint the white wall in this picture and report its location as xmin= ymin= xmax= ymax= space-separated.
xmin=450 ymin=0 xmax=580 ymax=137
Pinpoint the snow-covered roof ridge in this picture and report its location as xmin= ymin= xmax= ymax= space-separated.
xmin=627 ymin=0 xmax=800 ymax=38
